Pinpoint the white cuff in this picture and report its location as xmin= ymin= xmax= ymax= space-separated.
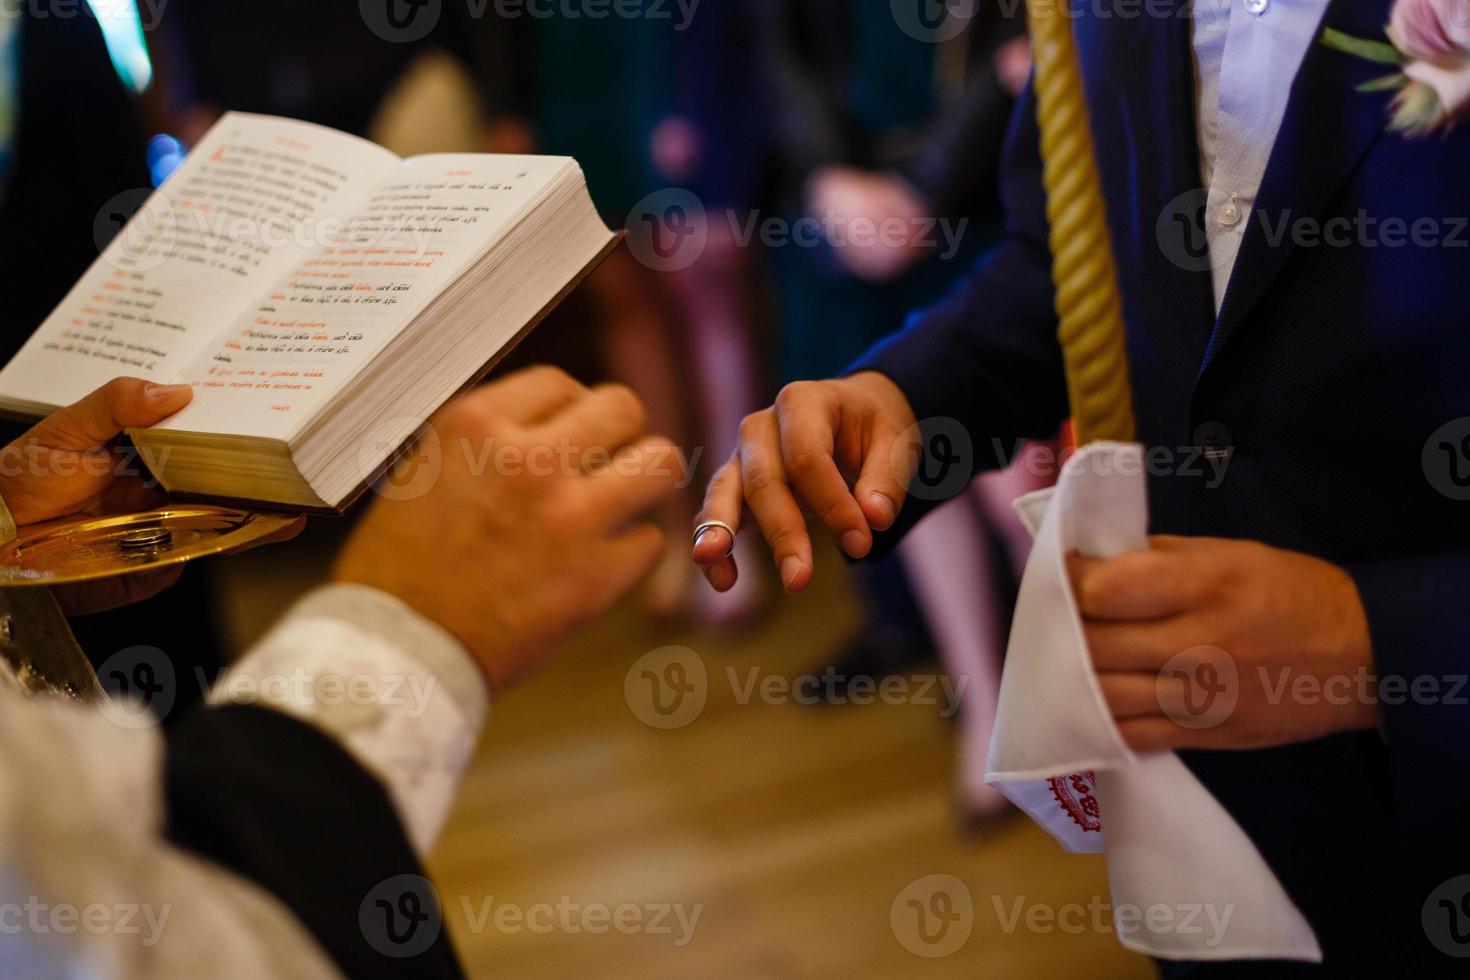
xmin=207 ymin=584 xmax=488 ymax=855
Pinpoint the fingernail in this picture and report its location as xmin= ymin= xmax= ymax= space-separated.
xmin=695 ymin=526 xmax=729 ymax=554
xmin=146 ymin=383 xmax=190 ymax=399
xmin=841 ymin=530 xmax=868 ymax=557
xmin=868 ymin=491 xmax=895 ymax=525
xmin=780 ymin=555 xmax=804 ymax=590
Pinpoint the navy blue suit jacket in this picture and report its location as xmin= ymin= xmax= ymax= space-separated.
xmin=853 ymin=0 xmax=1470 ymax=972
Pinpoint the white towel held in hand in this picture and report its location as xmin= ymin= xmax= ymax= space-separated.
xmin=985 ymin=441 xmax=1321 ymax=962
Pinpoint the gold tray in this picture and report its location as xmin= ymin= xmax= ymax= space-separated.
xmin=0 ymin=506 xmax=303 ymax=586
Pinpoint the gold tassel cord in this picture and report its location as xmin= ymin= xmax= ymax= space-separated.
xmin=1025 ymin=0 xmax=1136 ymax=445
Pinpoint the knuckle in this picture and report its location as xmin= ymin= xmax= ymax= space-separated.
xmin=653 ymin=435 xmax=681 ymax=458
xmin=774 ymin=381 xmax=813 ymax=412
xmin=598 ymin=383 xmax=648 ymax=432
xmin=766 ymin=523 xmax=803 ymax=551
xmin=508 ymin=364 xmax=583 ymax=408
xmin=1077 ymin=569 xmax=1111 ymax=615
xmin=1182 ymin=555 xmax=1224 ymax=603
xmin=782 ymin=446 xmax=822 ymax=477
xmin=816 ymin=495 xmax=851 ymax=527
xmin=437 ymin=396 xmax=491 ymax=437
xmin=437 ymin=394 xmax=477 ymax=424
xmin=737 ymin=410 xmax=770 ymax=442
xmin=637 ymin=436 xmax=681 ymax=479
xmin=703 ymin=468 xmax=731 ymax=498
xmin=634 ymin=524 xmax=667 ymax=560
xmin=743 ymin=465 xmax=777 ymax=496
xmin=523 ymin=364 xmax=576 ymax=391
xmin=1182 ymin=571 xmax=1214 ymax=608
xmin=549 ymin=493 xmax=596 ymax=534
xmin=101 ymin=377 xmax=134 ymax=402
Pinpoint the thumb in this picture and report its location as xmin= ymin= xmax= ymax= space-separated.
xmin=27 ymin=379 xmax=192 ymax=451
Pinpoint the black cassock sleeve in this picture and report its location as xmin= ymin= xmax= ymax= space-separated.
xmin=164 ymin=704 xmax=466 ymax=979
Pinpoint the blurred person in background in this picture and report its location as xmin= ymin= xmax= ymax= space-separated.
xmin=648 ymin=1 xmax=776 ymax=627
xmin=0 ymin=0 xmax=225 ymax=713
xmin=150 ymin=0 xmax=531 ymax=151
xmin=516 ymin=11 xmax=701 ymax=619
xmin=158 ymin=2 xmax=716 ymax=622
xmin=753 ymin=0 xmax=1027 ymax=375
xmin=0 ymin=368 xmax=677 ymax=979
xmin=0 ymin=2 xmax=153 ymax=366
xmin=750 ymin=0 xmax=1048 ymax=823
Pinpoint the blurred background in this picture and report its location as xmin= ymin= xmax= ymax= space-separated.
xmin=0 ymin=1 xmax=1150 ymax=975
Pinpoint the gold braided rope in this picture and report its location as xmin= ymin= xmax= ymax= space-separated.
xmin=1025 ymin=0 xmax=1136 ymax=445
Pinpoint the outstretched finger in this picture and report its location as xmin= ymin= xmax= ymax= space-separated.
xmin=694 ymin=455 xmax=740 ymax=592
xmin=776 ymin=388 xmax=871 ymax=558
xmin=852 ymin=420 xmax=914 ymax=532
xmin=739 ymin=414 xmax=812 ymax=592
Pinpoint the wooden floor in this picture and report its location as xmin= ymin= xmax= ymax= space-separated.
xmin=217 ymin=527 xmax=1154 ymax=979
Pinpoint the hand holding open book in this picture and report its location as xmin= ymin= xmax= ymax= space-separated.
xmin=0 ymin=113 xmax=618 ymax=510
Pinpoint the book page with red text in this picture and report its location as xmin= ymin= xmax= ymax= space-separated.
xmin=0 ymin=113 xmax=399 ymax=413
xmin=152 ymin=154 xmax=575 ymax=440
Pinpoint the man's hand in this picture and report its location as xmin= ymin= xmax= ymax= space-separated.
xmin=693 ymin=371 xmax=918 ymax=594
xmin=334 ymin=367 xmax=680 ymax=695
xmin=0 ymin=378 xmax=193 ymax=526
xmin=1068 ymin=535 xmax=1380 ymax=751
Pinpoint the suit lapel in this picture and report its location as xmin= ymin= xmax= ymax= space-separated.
xmin=1200 ymin=0 xmax=1396 ymax=373
xmin=1123 ymin=0 xmax=1217 ymax=366
xmin=1074 ymin=0 xmax=1216 ymax=372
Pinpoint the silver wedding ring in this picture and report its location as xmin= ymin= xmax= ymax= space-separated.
xmin=693 ymin=519 xmax=737 ymax=559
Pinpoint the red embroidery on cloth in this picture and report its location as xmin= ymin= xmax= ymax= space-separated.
xmin=1048 ymin=770 xmax=1102 ymax=832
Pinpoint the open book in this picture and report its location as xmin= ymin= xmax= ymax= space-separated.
xmin=0 ymin=113 xmax=618 ymax=511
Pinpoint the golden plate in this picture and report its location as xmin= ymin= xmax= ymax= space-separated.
xmin=0 ymin=506 xmax=304 ymax=586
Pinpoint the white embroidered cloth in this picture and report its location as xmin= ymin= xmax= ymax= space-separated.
xmin=984 ymin=442 xmax=1321 ymax=961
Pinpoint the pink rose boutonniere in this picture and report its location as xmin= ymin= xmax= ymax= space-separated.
xmin=1324 ymin=0 xmax=1470 ymax=136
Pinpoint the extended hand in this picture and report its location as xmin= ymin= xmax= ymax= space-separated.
xmin=1068 ymin=535 xmax=1380 ymax=751
xmin=693 ymin=372 xmax=918 ymax=593
xmin=335 ymin=367 xmax=680 ymax=695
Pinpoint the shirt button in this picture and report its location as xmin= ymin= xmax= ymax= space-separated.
xmin=1244 ymin=0 xmax=1269 ymax=13
xmin=1218 ymin=201 xmax=1242 ymax=227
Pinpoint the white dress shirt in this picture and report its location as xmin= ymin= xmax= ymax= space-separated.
xmin=1191 ymin=0 xmax=1331 ymax=309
